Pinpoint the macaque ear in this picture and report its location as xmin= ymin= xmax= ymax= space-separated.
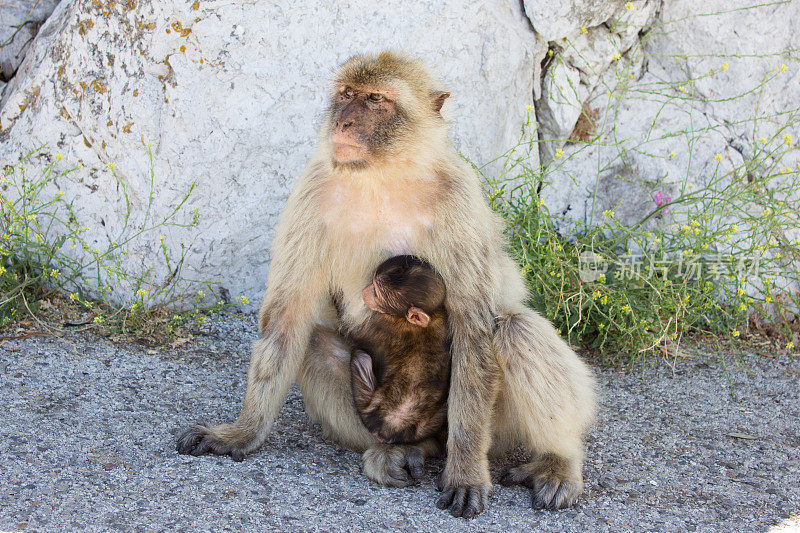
xmin=431 ymin=91 xmax=450 ymax=114
xmin=406 ymin=307 xmax=431 ymax=327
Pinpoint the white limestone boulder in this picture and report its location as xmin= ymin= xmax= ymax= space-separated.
xmin=538 ymin=0 xmax=800 ymax=229
xmin=0 ymin=0 xmax=538 ymax=305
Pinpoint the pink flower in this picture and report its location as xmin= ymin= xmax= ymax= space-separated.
xmin=653 ymin=191 xmax=672 ymax=218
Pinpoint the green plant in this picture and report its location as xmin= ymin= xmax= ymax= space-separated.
xmin=481 ymin=7 xmax=799 ymax=366
xmin=0 ymin=147 xmax=245 ymax=343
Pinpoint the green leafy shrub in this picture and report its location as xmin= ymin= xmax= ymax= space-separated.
xmin=483 ymin=57 xmax=799 ymax=366
xmin=0 ymin=147 xmax=243 ymax=343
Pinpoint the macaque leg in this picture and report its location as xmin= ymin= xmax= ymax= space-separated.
xmin=296 ymin=326 xmax=441 ymax=487
xmin=296 ymin=326 xmax=375 ymax=451
xmin=492 ymin=308 xmax=597 ymax=510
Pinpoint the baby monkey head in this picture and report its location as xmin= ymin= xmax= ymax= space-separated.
xmin=362 ymin=255 xmax=445 ymax=327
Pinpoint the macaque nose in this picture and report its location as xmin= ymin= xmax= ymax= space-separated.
xmin=336 ymin=119 xmax=353 ymax=130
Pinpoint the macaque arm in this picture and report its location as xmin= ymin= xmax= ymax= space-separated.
xmin=242 ymin=173 xmax=330 ymax=433
xmin=177 ymin=170 xmax=329 ymax=458
xmin=350 ymin=349 xmax=378 ymax=413
xmin=426 ymin=175 xmax=504 ymax=515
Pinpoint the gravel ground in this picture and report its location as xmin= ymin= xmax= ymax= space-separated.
xmin=1 ymin=314 xmax=798 ymax=532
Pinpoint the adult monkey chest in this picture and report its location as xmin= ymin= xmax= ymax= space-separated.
xmin=320 ymin=175 xmax=437 ymax=256
xmin=320 ymin=174 xmax=439 ymax=337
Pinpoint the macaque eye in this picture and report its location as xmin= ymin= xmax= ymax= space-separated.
xmin=342 ymin=88 xmax=355 ymax=99
xmin=369 ymin=93 xmax=384 ymax=102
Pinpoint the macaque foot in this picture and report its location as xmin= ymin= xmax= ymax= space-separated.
xmin=498 ymin=453 xmax=583 ymax=510
xmin=436 ymin=475 xmax=491 ymax=519
xmin=362 ymin=443 xmax=425 ymax=488
xmin=175 ymin=423 xmax=249 ymax=462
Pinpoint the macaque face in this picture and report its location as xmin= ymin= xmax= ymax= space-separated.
xmin=329 ymin=85 xmax=403 ymax=164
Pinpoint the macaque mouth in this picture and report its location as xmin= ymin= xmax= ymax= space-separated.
xmin=332 ymin=141 xmax=365 ymax=148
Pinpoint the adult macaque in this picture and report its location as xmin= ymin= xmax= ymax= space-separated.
xmin=177 ymin=52 xmax=596 ymax=518
xmin=349 ymin=255 xmax=450 ymax=446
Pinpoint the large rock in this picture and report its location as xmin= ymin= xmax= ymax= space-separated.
xmin=523 ymin=0 xmax=629 ymax=42
xmin=529 ymin=0 xmax=660 ymax=162
xmin=0 ymin=0 xmax=538 ymax=305
xmin=0 ymin=0 xmax=60 ymax=84
xmin=538 ymin=0 xmax=800 ymax=229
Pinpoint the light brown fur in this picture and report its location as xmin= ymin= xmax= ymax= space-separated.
xmin=176 ymin=51 xmax=596 ymax=517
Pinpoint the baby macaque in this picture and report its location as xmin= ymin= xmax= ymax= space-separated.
xmin=349 ymin=255 xmax=451 ymax=445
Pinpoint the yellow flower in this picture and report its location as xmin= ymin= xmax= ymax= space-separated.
xmin=738 ymin=303 xmax=746 ymax=311
xmin=775 ymin=253 xmax=781 ymax=260
xmin=107 ymin=162 xmax=115 ymax=169
xmin=669 ymin=151 xmax=676 ymax=158
xmin=625 ymin=1 xmax=634 ymax=9
xmin=0 ymin=266 xmax=5 ymax=275
xmin=732 ymin=329 xmax=740 ymax=337
xmin=50 ymin=268 xmax=59 ymax=277
xmin=759 ymin=136 xmax=766 ymax=144
xmin=55 ymin=153 xmax=64 ymax=160
xmin=27 ymin=214 xmax=35 ymax=220
xmin=70 ymin=292 xmax=79 ymax=301
xmin=612 ymin=52 xmax=622 ymax=61
xmin=600 ymin=295 xmax=608 ymax=304
xmin=56 ymin=191 xmax=64 ymax=199
xmin=158 ymin=235 xmax=165 ymax=243
xmin=94 ymin=316 xmax=103 ymax=324
xmin=763 ymin=208 xmax=771 ymax=217
xmin=722 ymin=62 xmax=729 ymax=71
xmin=787 ymin=342 xmax=795 ymax=352
xmin=679 ymin=86 xmax=687 ymax=93
xmin=239 ymin=296 xmax=250 ymax=305
xmin=731 ymin=224 xmax=738 ymax=232
xmin=197 ymin=290 xmax=205 ymax=298
xmin=714 ymin=153 xmax=722 ymax=162
xmin=136 ymin=289 xmax=146 ymax=297
xmin=776 ymin=64 xmax=787 ymax=72
xmin=580 ymin=27 xmax=588 ymax=34
xmin=622 ymin=304 xmax=632 ymax=313
xmin=681 ymin=224 xmax=691 ymax=233
xmin=784 ymin=133 xmax=793 ymax=146
xmin=766 ymin=297 xmax=773 ymax=303
xmin=525 ymin=104 xmax=533 ymax=112
xmin=592 ymin=290 xmax=601 ymax=299
xmin=737 ymin=288 xmax=745 ymax=296
xmin=555 ymin=148 xmax=564 ymax=159
xmin=597 ymin=274 xmax=606 ymax=284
